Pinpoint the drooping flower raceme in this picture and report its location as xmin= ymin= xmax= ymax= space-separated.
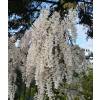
xmin=21 ymin=9 xmax=86 ymax=100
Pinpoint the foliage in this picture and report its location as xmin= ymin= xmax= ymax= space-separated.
xmin=13 ymin=68 xmax=93 ymax=100
xmin=8 ymin=0 xmax=93 ymax=39
xmin=81 ymin=69 xmax=93 ymax=100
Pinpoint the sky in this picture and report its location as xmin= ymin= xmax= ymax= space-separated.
xmin=76 ymin=24 xmax=93 ymax=51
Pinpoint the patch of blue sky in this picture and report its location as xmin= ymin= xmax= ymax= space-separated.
xmin=9 ymin=14 xmax=22 ymax=21
xmin=9 ymin=26 xmax=23 ymax=35
xmin=40 ymin=0 xmax=58 ymax=9
xmin=41 ymin=2 xmax=52 ymax=9
xmin=76 ymin=24 xmax=93 ymax=51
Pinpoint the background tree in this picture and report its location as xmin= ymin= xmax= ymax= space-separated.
xmin=8 ymin=0 xmax=93 ymax=39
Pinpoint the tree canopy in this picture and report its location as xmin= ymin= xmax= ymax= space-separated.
xmin=8 ymin=0 xmax=93 ymax=39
